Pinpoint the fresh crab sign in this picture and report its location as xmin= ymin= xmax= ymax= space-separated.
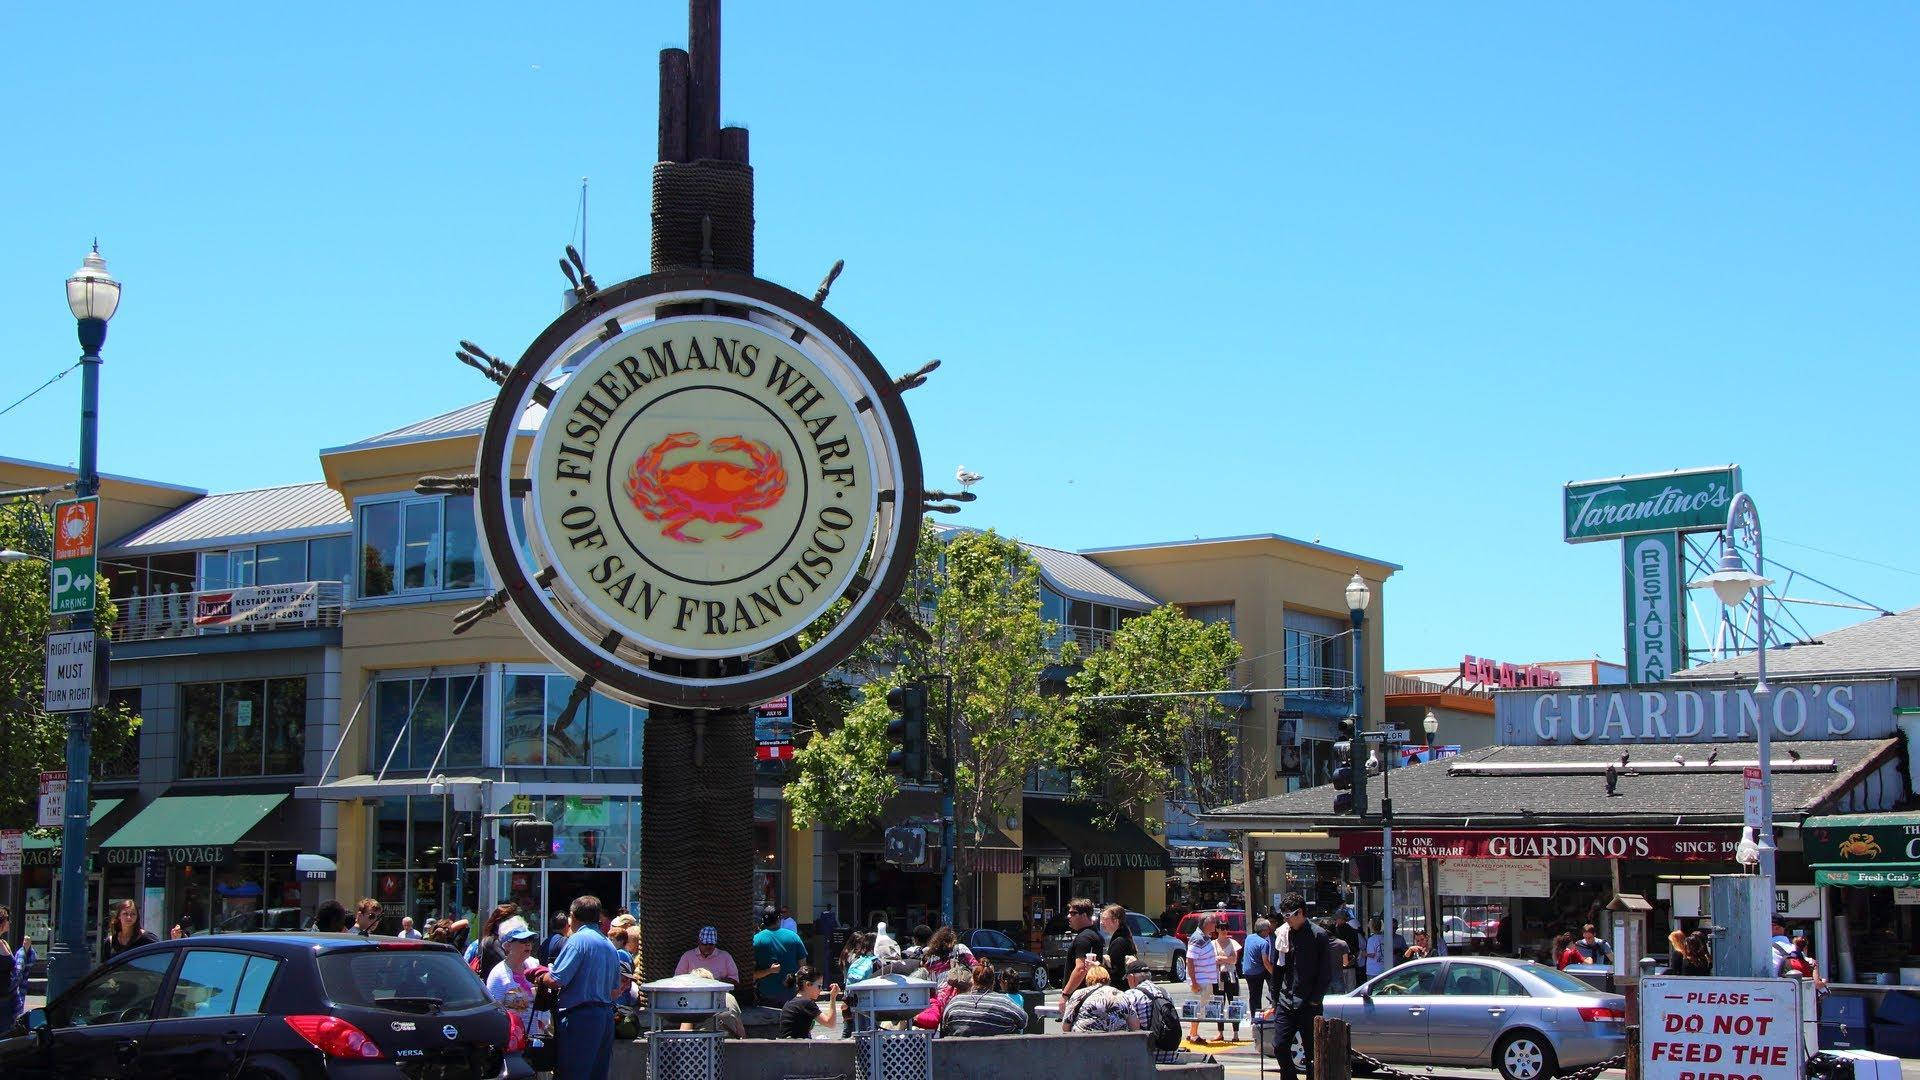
xmin=476 ymin=271 xmax=924 ymax=708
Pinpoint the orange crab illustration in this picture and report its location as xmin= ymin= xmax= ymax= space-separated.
xmin=625 ymin=432 xmax=788 ymax=543
xmin=1837 ymin=833 xmax=1881 ymax=859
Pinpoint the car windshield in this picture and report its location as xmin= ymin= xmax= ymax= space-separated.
xmin=1514 ymin=963 xmax=1599 ymax=995
xmin=318 ymin=949 xmax=489 ymax=1010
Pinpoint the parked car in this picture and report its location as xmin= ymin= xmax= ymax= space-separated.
xmin=1174 ymin=908 xmax=1248 ymax=949
xmin=207 ymin=907 xmax=306 ymax=934
xmin=1042 ymin=910 xmax=1187 ymax=983
xmin=1320 ymin=956 xmax=1626 ymax=1080
xmin=1396 ymin=913 xmax=1478 ymax=948
xmin=961 ymin=928 xmax=1049 ymax=991
xmin=0 ymin=932 xmax=532 ymax=1079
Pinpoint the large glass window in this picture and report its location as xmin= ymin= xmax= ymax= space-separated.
xmin=500 ymin=672 xmax=645 ymax=768
xmin=179 ymin=678 xmax=307 ymax=777
xmin=198 ymin=548 xmax=256 ymax=590
xmin=359 ymin=502 xmax=400 ymax=598
xmin=1284 ymin=609 xmax=1350 ymax=694
xmin=309 ymin=535 xmax=351 ymax=583
xmin=356 ymin=495 xmax=483 ymax=600
xmin=443 ymin=495 xmax=478 ymax=589
xmin=369 ymin=673 xmax=483 ymax=772
xmin=254 ymin=540 xmax=307 ymax=586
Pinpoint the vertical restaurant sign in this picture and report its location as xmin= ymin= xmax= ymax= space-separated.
xmin=1563 ymin=466 xmax=1740 ymax=543
xmin=1623 ymin=532 xmax=1686 ymax=683
xmin=50 ymin=496 xmax=99 ymax=615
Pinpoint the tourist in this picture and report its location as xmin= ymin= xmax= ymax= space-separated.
xmin=485 ymin=926 xmax=541 ymax=1033
xmin=1243 ymin=917 xmax=1275 ymax=1014
xmin=1100 ymin=903 xmax=1137 ymax=977
xmin=1062 ymin=963 xmax=1138 ymax=1033
xmin=753 ymin=909 xmax=808 ymax=1006
xmin=1782 ymin=934 xmax=1826 ymax=991
xmin=1324 ymin=920 xmax=1354 ymax=993
xmin=545 ymin=895 xmax=623 ymax=1080
xmin=1121 ymin=957 xmax=1173 ymax=1034
xmin=777 ymin=966 xmax=841 ymax=1038
xmin=940 ymin=962 xmax=1027 ymax=1036
xmin=778 ymin=906 xmax=800 ymax=934
xmin=398 ymin=916 xmax=423 ymax=940
xmin=1213 ymin=918 xmax=1243 ymax=1040
xmin=473 ymin=903 xmax=522 ymax=978
xmin=352 ymin=897 xmax=383 ymax=935
xmin=103 ymin=899 xmax=158 ymax=960
xmin=1666 ymin=929 xmax=1688 ymax=975
xmin=1270 ymin=894 xmax=1334 ymax=1080
xmin=1184 ymin=914 xmax=1219 ymax=1042
xmin=922 ymin=925 xmax=975 ymax=980
xmin=1571 ymin=923 xmax=1612 ymax=965
xmin=682 ymin=967 xmax=747 ymax=1038
xmin=913 ymin=964 xmax=969 ymax=1029
xmin=1403 ymin=929 xmax=1432 ymax=963
xmin=676 ymin=925 xmax=743 ymax=987
xmin=0 ymin=907 xmax=30 ymax=1027
xmin=1683 ymin=930 xmax=1714 ymax=975
xmin=1059 ymin=898 xmax=1105 ymax=997
xmin=312 ymin=898 xmax=349 ymax=932
xmin=540 ymin=912 xmax=570 ymax=966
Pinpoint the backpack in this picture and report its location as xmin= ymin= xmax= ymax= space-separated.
xmin=847 ymin=954 xmax=876 ymax=982
xmin=1144 ymin=985 xmax=1181 ymax=1052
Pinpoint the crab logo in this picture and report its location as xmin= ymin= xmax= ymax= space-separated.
xmin=1837 ymin=833 xmax=1881 ymax=859
xmin=626 ymin=432 xmax=788 ymax=543
xmin=59 ymin=508 xmax=91 ymax=544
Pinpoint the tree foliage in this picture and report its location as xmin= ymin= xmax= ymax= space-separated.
xmin=1066 ymin=604 xmax=1243 ymax=829
xmin=0 ymin=499 xmax=140 ymax=832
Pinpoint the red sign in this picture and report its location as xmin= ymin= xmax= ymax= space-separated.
xmin=1461 ymin=655 xmax=1562 ymax=689
xmin=756 ymin=743 xmax=793 ymax=762
xmin=52 ymin=500 xmax=96 ymax=561
xmin=1338 ymin=828 xmax=1741 ymax=862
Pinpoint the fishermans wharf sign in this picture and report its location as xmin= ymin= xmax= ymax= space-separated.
xmin=1563 ymin=466 xmax=1740 ymax=543
xmin=1495 ymin=679 xmax=1898 ymax=746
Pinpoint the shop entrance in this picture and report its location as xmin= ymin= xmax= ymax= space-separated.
xmin=544 ymin=870 xmax=623 ymax=926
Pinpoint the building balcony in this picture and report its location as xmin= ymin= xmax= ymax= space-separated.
xmin=1054 ymin=624 xmax=1114 ymax=653
xmin=111 ymin=581 xmax=344 ymax=643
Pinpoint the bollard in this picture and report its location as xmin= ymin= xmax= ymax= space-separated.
xmin=1315 ymin=1015 xmax=1353 ymax=1080
xmin=1625 ymin=1024 xmax=1641 ymax=1080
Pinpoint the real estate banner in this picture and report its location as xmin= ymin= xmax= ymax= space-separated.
xmin=193 ymin=582 xmax=321 ymax=627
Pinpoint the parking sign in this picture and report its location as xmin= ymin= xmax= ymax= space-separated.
xmin=51 ymin=497 xmax=99 ymax=615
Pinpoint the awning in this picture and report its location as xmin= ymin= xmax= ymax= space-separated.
xmin=1023 ymin=798 xmax=1172 ymax=874
xmin=99 ymin=792 xmax=288 ymax=865
xmin=295 ymin=774 xmax=491 ymax=810
xmin=21 ymin=799 xmax=125 ymax=867
xmin=297 ymin=853 xmax=337 ymax=880
xmin=1804 ymin=811 xmax=1920 ymax=886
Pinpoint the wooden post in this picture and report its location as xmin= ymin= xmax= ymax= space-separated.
xmin=687 ymin=0 xmax=721 ymax=160
xmin=719 ymin=125 xmax=750 ymax=165
xmin=1314 ymin=1014 xmax=1352 ymax=1080
xmin=658 ymin=48 xmax=690 ymax=163
xmin=1625 ymin=1023 xmax=1641 ymax=1080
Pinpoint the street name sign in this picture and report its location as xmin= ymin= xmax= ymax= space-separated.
xmin=1564 ymin=466 xmax=1740 ymax=543
xmin=1639 ymin=976 xmax=1801 ymax=1080
xmin=50 ymin=496 xmax=99 ymax=615
xmin=1361 ymin=727 xmax=1411 ymax=743
xmin=43 ymin=630 xmax=95 ymax=712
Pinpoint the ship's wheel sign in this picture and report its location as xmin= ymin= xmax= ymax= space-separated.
xmin=476 ymin=271 xmax=925 ymax=708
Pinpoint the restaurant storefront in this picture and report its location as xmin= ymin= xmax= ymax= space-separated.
xmin=1804 ymin=811 xmax=1920 ymax=985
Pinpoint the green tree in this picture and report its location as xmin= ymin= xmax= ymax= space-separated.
xmin=788 ymin=526 xmax=1072 ymax=924
xmin=1066 ymin=604 xmax=1243 ymax=829
xmin=0 ymin=498 xmax=140 ymax=832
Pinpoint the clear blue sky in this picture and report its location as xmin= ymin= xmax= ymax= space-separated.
xmin=3 ymin=3 xmax=1916 ymax=668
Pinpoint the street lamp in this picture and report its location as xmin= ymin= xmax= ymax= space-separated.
xmin=1423 ymin=708 xmax=1439 ymax=746
xmin=1687 ymin=491 xmax=1776 ymax=976
xmin=47 ymin=245 xmax=120 ymax=998
xmin=0 ymin=549 xmax=48 ymax=564
xmin=1346 ymin=572 xmax=1395 ymax=961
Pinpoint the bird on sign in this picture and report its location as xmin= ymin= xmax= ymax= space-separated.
xmin=955 ymin=465 xmax=982 ymax=489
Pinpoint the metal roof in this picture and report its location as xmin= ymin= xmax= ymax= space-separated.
xmin=1083 ymin=532 xmax=1403 ymax=572
xmin=105 ymin=481 xmax=349 ymax=555
xmin=326 ymin=385 xmax=555 ymax=456
xmin=928 ymin=524 xmax=1159 ymax=609
xmin=1676 ymin=605 xmax=1920 ymax=681
xmin=0 ymin=453 xmax=204 ymax=496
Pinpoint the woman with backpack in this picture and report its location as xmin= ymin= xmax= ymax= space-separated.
xmin=838 ymin=931 xmax=875 ymax=1037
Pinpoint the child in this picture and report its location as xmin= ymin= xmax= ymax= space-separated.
xmin=777 ymin=966 xmax=841 ymax=1038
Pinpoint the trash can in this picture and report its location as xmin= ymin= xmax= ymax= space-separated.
xmin=1563 ymin=963 xmax=1615 ymax=993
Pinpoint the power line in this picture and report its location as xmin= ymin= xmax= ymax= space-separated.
xmin=0 ymin=361 xmax=80 ymax=419
xmin=1771 ymin=536 xmax=1920 ymax=580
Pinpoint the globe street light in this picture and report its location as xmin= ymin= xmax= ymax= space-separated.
xmin=1346 ymin=571 xmax=1394 ymax=961
xmin=1423 ymin=708 xmax=1440 ymax=747
xmin=47 ymin=245 xmax=120 ymax=998
xmin=1687 ymin=491 xmax=1776 ymax=977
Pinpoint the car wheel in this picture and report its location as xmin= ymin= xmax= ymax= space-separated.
xmin=1031 ymin=967 xmax=1049 ymax=992
xmin=1495 ymin=1031 xmax=1559 ymax=1080
xmin=1291 ymin=1034 xmax=1309 ymax=1074
xmin=1172 ymin=952 xmax=1186 ymax=981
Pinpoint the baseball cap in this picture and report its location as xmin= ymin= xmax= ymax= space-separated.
xmin=1124 ymin=958 xmax=1152 ymax=976
xmin=699 ymin=926 xmax=719 ymax=945
xmin=503 ymin=926 xmax=538 ymax=944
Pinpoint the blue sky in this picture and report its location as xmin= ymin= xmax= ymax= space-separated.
xmin=3 ymin=3 xmax=1916 ymax=668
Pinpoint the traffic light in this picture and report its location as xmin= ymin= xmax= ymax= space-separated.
xmin=511 ymin=819 xmax=554 ymax=861
xmin=885 ymin=684 xmax=928 ymax=781
xmin=1332 ymin=718 xmax=1367 ymax=818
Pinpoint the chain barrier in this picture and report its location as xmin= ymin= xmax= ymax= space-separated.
xmin=1345 ymin=1048 xmax=1627 ymax=1080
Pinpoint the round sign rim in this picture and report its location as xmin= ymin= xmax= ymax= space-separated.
xmin=474 ymin=270 xmax=924 ymax=709
xmin=525 ymin=313 xmax=881 ymax=659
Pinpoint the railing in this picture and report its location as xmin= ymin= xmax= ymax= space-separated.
xmin=111 ymin=580 xmax=345 ymax=642
xmin=1380 ymin=671 xmax=1494 ymax=698
xmin=1284 ymin=663 xmax=1353 ymax=700
xmin=1055 ymin=624 xmax=1113 ymax=653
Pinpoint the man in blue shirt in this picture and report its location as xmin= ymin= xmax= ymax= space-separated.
xmin=1242 ymin=917 xmax=1275 ymax=1013
xmin=547 ymin=895 xmax=624 ymax=1080
xmin=752 ymin=910 xmax=809 ymax=1006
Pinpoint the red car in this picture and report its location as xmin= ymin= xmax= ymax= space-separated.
xmin=1175 ymin=909 xmax=1248 ymax=949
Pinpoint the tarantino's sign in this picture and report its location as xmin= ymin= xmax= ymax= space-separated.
xmin=1563 ymin=466 xmax=1740 ymax=543
xmin=530 ymin=317 xmax=877 ymax=658
xmin=1338 ymin=829 xmax=1743 ymax=862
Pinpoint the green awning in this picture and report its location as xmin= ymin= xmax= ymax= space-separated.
xmin=98 ymin=793 xmax=287 ymax=864
xmin=1805 ymin=811 xmax=1920 ymax=886
xmin=1804 ymin=812 xmax=1920 ymax=830
xmin=1816 ymin=867 xmax=1920 ymax=887
xmin=1023 ymin=798 xmax=1172 ymax=874
xmin=21 ymin=799 xmax=123 ymax=850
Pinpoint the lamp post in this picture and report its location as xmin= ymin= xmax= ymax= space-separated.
xmin=47 ymin=246 xmax=120 ymax=997
xmin=1346 ymin=572 xmax=1392 ymax=958
xmin=1687 ymin=492 xmax=1775 ymax=975
xmin=1423 ymin=709 xmax=1439 ymax=748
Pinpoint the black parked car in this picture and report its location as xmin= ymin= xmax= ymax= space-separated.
xmin=0 ymin=932 xmax=531 ymax=1079
xmin=962 ymin=928 xmax=1049 ymax=991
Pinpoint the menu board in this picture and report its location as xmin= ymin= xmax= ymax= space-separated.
xmin=1437 ymin=857 xmax=1549 ymax=898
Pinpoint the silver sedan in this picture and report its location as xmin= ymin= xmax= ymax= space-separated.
xmin=1322 ymin=957 xmax=1627 ymax=1080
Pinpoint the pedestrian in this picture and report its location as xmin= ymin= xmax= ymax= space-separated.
xmin=1059 ymin=898 xmax=1105 ymax=998
xmin=1362 ymin=917 xmax=1390 ymax=979
xmin=1121 ymin=957 xmax=1175 ymax=1041
xmin=1553 ymin=932 xmax=1579 ymax=970
xmin=1683 ymin=930 xmax=1713 ymax=975
xmin=485 ymin=926 xmax=541 ymax=1034
xmin=0 ymin=906 xmax=28 ymax=1028
xmin=753 ymin=910 xmax=808 ymax=1006
xmin=1783 ymin=934 xmax=1826 ymax=991
xmin=545 ymin=895 xmax=623 ymax=1080
xmin=777 ymin=966 xmax=841 ymax=1037
xmin=608 ymin=926 xmax=638 ymax=1004
xmin=815 ymin=904 xmax=839 ymax=971
xmin=1402 ymin=929 xmax=1432 ymax=963
xmin=923 ymin=925 xmax=975 ymax=980
xmin=1062 ymin=963 xmax=1139 ymax=1033
xmin=540 ymin=911 xmax=570 ymax=966
xmin=473 ymin=903 xmax=522 ymax=978
xmin=913 ymin=964 xmax=970 ymax=1029
xmin=1571 ymin=923 xmax=1612 ymax=965
xmin=104 ymin=899 xmax=158 ymax=960
xmin=1100 ymin=903 xmax=1137 ymax=977
xmin=940 ymin=962 xmax=1028 ymax=1037
xmin=312 ymin=898 xmax=349 ymax=932
xmin=778 ymin=906 xmax=800 ymax=934
xmin=1242 ymin=917 xmax=1275 ymax=1015
xmin=1213 ymin=919 xmax=1243 ymax=1040
xmin=680 ymin=967 xmax=748 ymax=1038
xmin=1270 ymin=893 xmax=1332 ymax=1080
xmin=1328 ymin=909 xmax=1361 ymax=967
xmin=1184 ymin=913 xmax=1219 ymax=1042
xmin=398 ymin=915 xmax=422 ymax=940
xmin=352 ymin=898 xmax=383 ymax=935
xmin=676 ymin=925 xmax=743 ymax=987
xmin=1324 ymin=922 xmax=1353 ymax=993
xmin=1768 ymin=919 xmax=1795 ymax=975
xmin=1666 ymin=929 xmax=1688 ymax=975
xmin=838 ymin=931 xmax=875 ymax=1037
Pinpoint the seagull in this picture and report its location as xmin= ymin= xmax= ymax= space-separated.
xmin=1673 ymin=752 xmax=1687 ymax=766
xmin=1619 ymin=749 xmax=1630 ymax=767
xmin=955 ymin=465 xmax=983 ymax=489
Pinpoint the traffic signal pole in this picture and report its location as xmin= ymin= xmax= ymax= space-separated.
xmin=939 ymin=677 xmax=956 ymax=931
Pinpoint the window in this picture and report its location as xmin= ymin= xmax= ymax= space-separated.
xmin=370 ymin=673 xmax=483 ymax=772
xmin=199 ymin=548 xmax=256 ymax=590
xmin=1284 ymin=609 xmax=1350 ymax=692
xmin=55 ymin=952 xmax=172 ymax=1027
xmin=1368 ymin=964 xmax=1440 ymax=997
xmin=167 ymin=950 xmax=281 ymax=1017
xmin=1442 ymin=963 xmax=1523 ymax=998
xmin=317 ymin=951 xmax=489 ymax=1010
xmin=254 ymin=540 xmax=307 ymax=586
xmin=1181 ymin=602 xmax=1235 ymax=631
xmin=309 ymin=535 xmax=351 ymax=583
xmin=357 ymin=495 xmax=484 ymax=599
xmin=501 ymin=672 xmax=644 ymax=768
xmin=180 ymin=678 xmax=307 ymax=778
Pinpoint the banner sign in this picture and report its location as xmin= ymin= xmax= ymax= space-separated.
xmin=1339 ymin=828 xmax=1741 ymax=861
xmin=1400 ymin=744 xmax=1460 ymax=766
xmin=50 ymin=496 xmax=99 ymax=615
xmin=1275 ymin=710 xmax=1303 ymax=777
xmin=1496 ymin=678 xmax=1897 ymax=745
xmin=1623 ymin=532 xmax=1686 ymax=683
xmin=1564 ymin=466 xmax=1740 ymax=543
xmin=1805 ymin=817 xmax=1920 ymax=878
xmin=755 ymin=695 xmax=794 ymax=763
xmin=1639 ymin=976 xmax=1801 ymax=1080
xmin=1461 ymin=656 xmax=1561 ymax=688
xmin=194 ymin=582 xmax=321 ymax=627
xmin=1437 ymin=857 xmax=1548 ymax=897
xmin=43 ymin=630 xmax=96 ymax=713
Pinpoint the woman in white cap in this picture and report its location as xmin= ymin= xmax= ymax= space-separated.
xmin=486 ymin=926 xmax=542 ymax=1033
